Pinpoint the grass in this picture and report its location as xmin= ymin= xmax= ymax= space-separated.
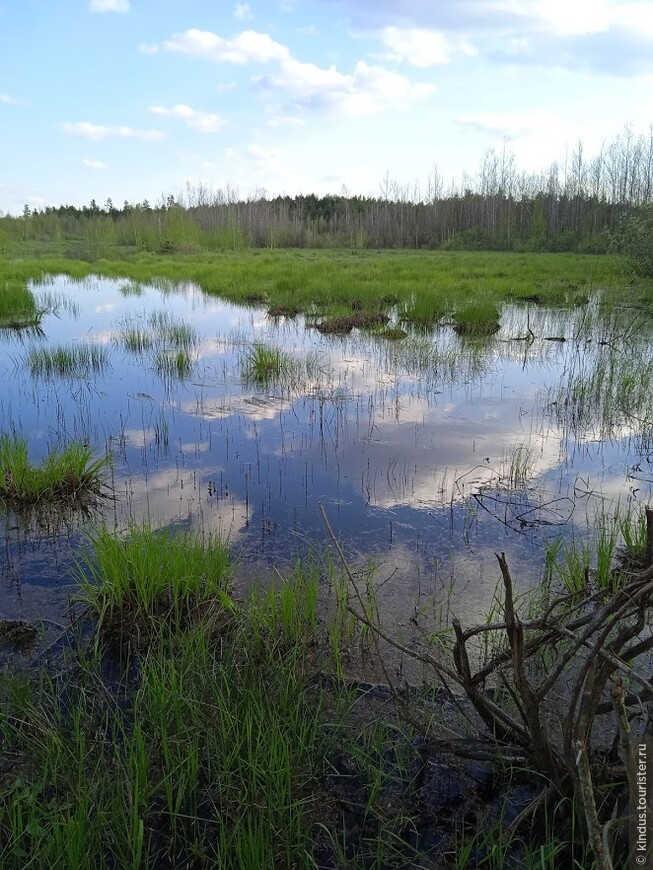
xmin=240 ymin=342 xmax=323 ymax=389
xmin=0 ymin=248 xmax=640 ymax=326
xmin=0 ymin=522 xmax=642 ymax=867
xmin=117 ymin=318 xmax=154 ymax=353
xmin=0 ymin=552 xmax=330 ymax=869
xmin=154 ymin=348 xmax=194 ymax=382
xmin=241 ymin=343 xmax=294 ymax=385
xmin=25 ymin=343 xmax=110 ymax=378
xmin=0 ymin=279 xmax=42 ymax=328
xmin=147 ymin=310 xmax=198 ymax=350
xmin=546 ymin=341 xmax=653 ymax=441
xmin=0 ymin=434 xmax=109 ymax=506
xmin=453 ymin=300 xmax=501 ymax=336
xmin=78 ymin=523 xmax=232 ymax=627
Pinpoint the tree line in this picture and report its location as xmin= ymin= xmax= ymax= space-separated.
xmin=2 ymin=125 xmax=652 ymax=263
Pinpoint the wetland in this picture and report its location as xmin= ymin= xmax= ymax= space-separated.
xmin=1 ymin=248 xmax=653 ymax=868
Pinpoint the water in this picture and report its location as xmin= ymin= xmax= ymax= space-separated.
xmin=1 ymin=275 xmax=652 ymax=635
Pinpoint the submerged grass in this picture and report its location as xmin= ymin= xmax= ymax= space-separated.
xmin=0 ymin=434 xmax=109 ymax=506
xmin=241 ymin=342 xmax=323 ymax=389
xmin=154 ymin=348 xmax=195 ymax=381
xmin=148 ymin=310 xmax=198 ymax=350
xmin=25 ymin=343 xmax=110 ymax=378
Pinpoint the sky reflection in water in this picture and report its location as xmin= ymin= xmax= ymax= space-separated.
xmin=1 ymin=275 xmax=652 ymax=630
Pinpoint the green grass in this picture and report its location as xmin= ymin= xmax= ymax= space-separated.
xmin=453 ymin=300 xmax=501 ymax=336
xmin=25 ymin=344 xmax=110 ymax=378
xmin=117 ymin=318 xmax=154 ymax=353
xmin=78 ymin=523 xmax=232 ymax=624
xmin=0 ymin=526 xmax=638 ymax=867
xmin=241 ymin=343 xmax=294 ymax=386
xmin=147 ymin=310 xmax=198 ymax=350
xmin=154 ymin=348 xmax=194 ymax=381
xmin=241 ymin=343 xmax=323 ymax=389
xmin=0 ymin=434 xmax=109 ymax=506
xmin=0 ymin=248 xmax=641 ymax=326
xmin=0 ymin=557 xmax=329 ymax=869
xmin=0 ymin=279 xmax=42 ymax=328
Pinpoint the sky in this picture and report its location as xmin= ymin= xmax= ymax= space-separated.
xmin=1 ymin=0 xmax=652 ymax=215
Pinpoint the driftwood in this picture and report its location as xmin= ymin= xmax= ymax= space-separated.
xmin=320 ymin=502 xmax=653 ymax=868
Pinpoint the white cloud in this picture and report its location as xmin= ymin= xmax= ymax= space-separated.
xmin=162 ymin=29 xmax=290 ymax=64
xmin=154 ymin=27 xmax=435 ymax=120
xmin=454 ymin=111 xmax=572 ymax=171
xmin=150 ymin=104 xmax=229 ymax=133
xmin=138 ymin=43 xmax=160 ymax=55
xmin=62 ymin=122 xmax=167 ymax=141
xmin=82 ymin=158 xmax=107 ymax=170
xmin=255 ymin=57 xmax=435 ymax=117
xmin=0 ymin=92 xmax=21 ymax=105
xmin=89 ymin=0 xmax=130 ymax=13
xmin=246 ymin=144 xmax=288 ymax=177
xmin=233 ymin=3 xmax=254 ymax=21
xmin=377 ymin=26 xmax=453 ymax=66
xmin=455 ymin=110 xmax=562 ymax=139
xmin=267 ymin=114 xmax=306 ymax=127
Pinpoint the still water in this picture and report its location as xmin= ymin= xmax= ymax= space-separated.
xmin=1 ymin=275 xmax=651 ymax=636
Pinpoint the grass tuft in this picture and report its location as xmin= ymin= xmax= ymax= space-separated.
xmin=25 ymin=344 xmax=110 ymax=378
xmin=0 ymin=434 xmax=109 ymax=506
xmin=453 ymin=300 xmax=501 ymax=336
xmin=79 ymin=523 xmax=232 ymax=632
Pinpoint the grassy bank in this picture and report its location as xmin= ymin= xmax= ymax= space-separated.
xmin=0 ymin=245 xmax=644 ymax=329
xmin=3 ymin=509 xmax=648 ymax=867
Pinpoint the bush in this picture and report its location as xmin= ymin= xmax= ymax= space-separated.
xmin=612 ymin=204 xmax=653 ymax=276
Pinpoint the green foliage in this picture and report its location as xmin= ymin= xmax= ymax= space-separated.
xmin=0 ymin=434 xmax=109 ymax=506
xmin=613 ymin=204 xmax=653 ymax=276
xmin=0 ymin=280 xmax=41 ymax=328
xmin=79 ymin=523 xmax=231 ymax=620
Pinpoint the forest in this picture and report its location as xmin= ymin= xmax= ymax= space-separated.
xmin=2 ymin=125 xmax=653 ymax=260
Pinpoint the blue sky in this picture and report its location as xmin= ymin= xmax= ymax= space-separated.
xmin=1 ymin=0 xmax=652 ymax=214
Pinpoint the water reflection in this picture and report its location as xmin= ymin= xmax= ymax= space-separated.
xmin=0 ymin=275 xmax=651 ymax=634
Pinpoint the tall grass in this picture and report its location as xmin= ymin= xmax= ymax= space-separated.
xmin=0 ymin=279 xmax=42 ymax=328
xmin=25 ymin=343 xmax=110 ymax=378
xmin=0 ymin=434 xmax=109 ymax=505
xmin=0 ymin=558 xmax=328 ymax=869
xmin=78 ymin=523 xmax=232 ymax=622
xmin=241 ymin=343 xmax=322 ymax=389
xmin=453 ymin=300 xmax=501 ymax=336
xmin=148 ymin=310 xmax=198 ymax=350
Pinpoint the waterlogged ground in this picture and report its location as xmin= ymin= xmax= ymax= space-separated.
xmin=1 ymin=274 xmax=653 ymax=647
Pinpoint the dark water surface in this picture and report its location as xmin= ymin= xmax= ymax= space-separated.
xmin=1 ymin=275 xmax=652 ymax=638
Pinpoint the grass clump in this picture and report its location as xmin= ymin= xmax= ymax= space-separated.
xmin=0 ymin=279 xmax=42 ymax=329
xmin=453 ymin=300 xmax=501 ymax=336
xmin=154 ymin=348 xmax=194 ymax=382
xmin=148 ymin=310 xmax=198 ymax=350
xmin=241 ymin=343 xmax=294 ymax=387
xmin=79 ymin=523 xmax=232 ymax=633
xmin=0 ymin=434 xmax=109 ymax=506
xmin=117 ymin=319 xmax=154 ymax=353
xmin=25 ymin=343 xmax=110 ymax=378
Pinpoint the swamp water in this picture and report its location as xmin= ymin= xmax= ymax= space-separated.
xmin=1 ymin=275 xmax=652 ymax=656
